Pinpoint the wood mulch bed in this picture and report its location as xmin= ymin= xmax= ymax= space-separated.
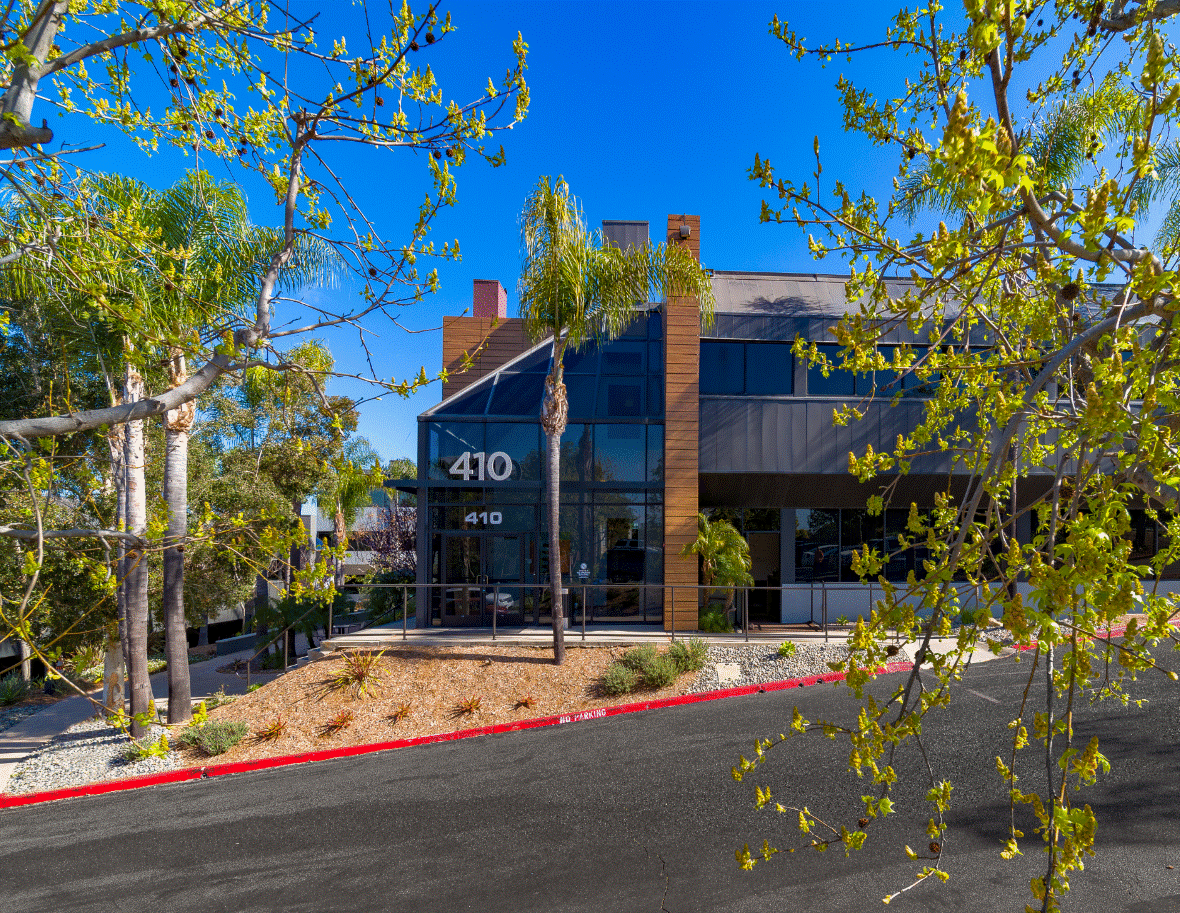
xmin=174 ymin=644 xmax=703 ymax=768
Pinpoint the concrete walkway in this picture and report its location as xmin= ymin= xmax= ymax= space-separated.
xmin=0 ymin=647 xmax=286 ymax=794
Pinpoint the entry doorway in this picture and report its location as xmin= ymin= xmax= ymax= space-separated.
xmin=441 ymin=533 xmax=528 ymax=626
xmin=746 ymin=531 xmax=781 ymax=623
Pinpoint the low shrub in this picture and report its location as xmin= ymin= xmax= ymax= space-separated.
xmin=669 ymin=638 xmax=708 ymax=673
xmin=600 ymin=662 xmax=639 ymax=696
xmin=642 ymin=654 xmax=679 ymax=689
xmin=698 ymin=609 xmax=731 ymax=634
xmin=778 ymin=641 xmax=797 ymax=658
xmin=835 ymin=614 xmax=850 ymax=626
xmin=177 ymin=720 xmax=249 ymax=756
xmin=0 ymin=674 xmax=31 ymax=707
xmin=619 ymin=645 xmax=659 ymax=673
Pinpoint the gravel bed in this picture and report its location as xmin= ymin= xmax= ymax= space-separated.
xmin=5 ymin=717 xmax=179 ymax=795
xmin=0 ymin=705 xmax=43 ymax=734
xmin=686 ymin=642 xmax=910 ymax=693
xmin=4 ymin=644 xmax=912 ymax=796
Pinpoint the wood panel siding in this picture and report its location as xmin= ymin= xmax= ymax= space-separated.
xmin=441 ymin=317 xmax=539 ymax=399
xmin=664 ymin=214 xmax=702 ymax=631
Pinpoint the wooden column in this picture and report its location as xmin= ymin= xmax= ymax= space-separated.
xmin=663 ymin=214 xmax=701 ymax=631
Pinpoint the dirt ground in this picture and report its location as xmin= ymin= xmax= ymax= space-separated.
xmin=175 ymin=644 xmax=702 ymax=768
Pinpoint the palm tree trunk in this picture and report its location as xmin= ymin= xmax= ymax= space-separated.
xmin=105 ymin=422 xmax=127 ymax=716
xmin=124 ymin=364 xmax=154 ymax=739
xmin=541 ymin=345 xmax=568 ymax=665
xmin=163 ymin=352 xmax=195 ymax=724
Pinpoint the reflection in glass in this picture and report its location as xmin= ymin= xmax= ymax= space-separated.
xmin=428 ymin=422 xmax=485 ymax=480
xmin=565 ymin=374 xmax=596 ymax=417
xmin=795 ymin=508 xmax=840 ymax=582
xmin=595 ymin=424 xmax=646 ymax=482
xmin=488 ymin=372 xmax=546 ymax=415
xmin=646 ymin=425 xmax=664 ymax=483
xmin=437 ymin=385 xmax=490 ymax=415
xmin=485 ymin=423 xmax=541 ymax=481
xmin=599 ymin=377 xmax=643 ymax=417
xmin=560 ymin=424 xmax=594 ymax=483
xmin=601 ymin=340 xmax=646 ymax=374
xmin=841 ymin=510 xmax=883 ymax=581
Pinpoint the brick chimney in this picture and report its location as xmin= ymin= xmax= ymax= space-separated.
xmin=473 ymin=279 xmax=507 ymax=319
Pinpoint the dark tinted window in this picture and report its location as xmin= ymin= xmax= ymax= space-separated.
xmin=485 ymin=423 xmax=541 ymax=481
xmin=601 ymin=340 xmax=646 ymax=374
xmin=700 ymin=341 xmax=744 ymax=394
xmin=565 ymin=374 xmax=596 ymax=418
xmin=563 ymin=346 xmax=597 ymax=374
xmin=598 ymin=377 xmax=643 ymax=417
xmin=488 ymin=372 xmax=546 ymax=415
xmin=744 ymin=343 xmax=793 ymax=394
xmin=595 ymin=423 xmax=646 ymax=482
xmin=436 ymin=385 xmax=489 ymax=415
xmin=807 ymin=344 xmax=856 ymax=396
xmin=428 ymin=422 xmax=485 ymax=480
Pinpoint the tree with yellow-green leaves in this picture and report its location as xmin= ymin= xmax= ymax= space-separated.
xmin=734 ymin=3 xmax=1180 ymax=910
xmin=0 ymin=1 xmax=528 ymax=732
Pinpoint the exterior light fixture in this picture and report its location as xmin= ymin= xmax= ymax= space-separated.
xmin=679 ymin=224 xmax=691 ymax=239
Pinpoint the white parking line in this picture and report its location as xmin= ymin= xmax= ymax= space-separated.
xmin=966 ymin=688 xmax=1001 ymax=704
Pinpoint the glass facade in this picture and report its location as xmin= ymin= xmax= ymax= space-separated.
xmin=795 ymin=507 xmax=932 ymax=583
xmin=700 ymin=341 xmax=793 ymax=395
xmin=421 ymin=312 xmax=665 ymax=626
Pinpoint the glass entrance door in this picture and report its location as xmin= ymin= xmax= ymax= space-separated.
xmin=442 ymin=533 xmax=525 ymax=626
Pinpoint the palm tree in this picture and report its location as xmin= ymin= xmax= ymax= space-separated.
xmin=679 ymin=513 xmax=753 ymax=619
xmin=318 ymin=437 xmax=384 ymax=590
xmin=517 ymin=176 xmax=714 ymax=664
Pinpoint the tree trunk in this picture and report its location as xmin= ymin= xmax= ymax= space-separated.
xmin=334 ymin=504 xmax=347 ymax=590
xmin=541 ymin=346 xmax=568 ymax=665
xmin=102 ymin=622 xmax=125 ymax=717
xmin=163 ymin=352 xmax=195 ymax=724
xmin=17 ymin=638 xmax=30 ymax=682
xmin=124 ymin=364 xmax=154 ymax=739
xmin=107 ymin=421 xmax=131 ymax=685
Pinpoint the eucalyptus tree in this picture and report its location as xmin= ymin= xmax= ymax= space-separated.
xmin=517 ymin=176 xmax=714 ymax=664
xmin=0 ymin=1 xmax=529 ymax=706
xmin=737 ymin=2 xmax=1180 ymax=908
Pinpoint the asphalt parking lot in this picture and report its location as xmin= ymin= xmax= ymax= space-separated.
xmin=2 ymin=652 xmax=1178 ymax=913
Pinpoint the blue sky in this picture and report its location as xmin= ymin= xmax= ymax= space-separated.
xmin=52 ymin=2 xmax=1164 ymax=462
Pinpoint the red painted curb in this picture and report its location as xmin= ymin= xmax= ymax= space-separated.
xmin=0 ymin=768 xmax=203 ymax=809
xmin=0 ymin=659 xmax=916 ymax=809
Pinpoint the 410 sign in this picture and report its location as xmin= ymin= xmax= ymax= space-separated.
xmin=448 ymin=450 xmax=514 ymax=482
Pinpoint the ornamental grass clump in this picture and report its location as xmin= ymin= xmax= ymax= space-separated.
xmin=177 ymin=720 xmax=248 ymax=756
xmin=451 ymin=695 xmax=482 ymax=718
xmin=328 ymin=650 xmax=386 ymax=700
xmin=255 ymin=717 xmax=287 ymax=742
xmin=319 ymin=709 xmax=354 ymax=738
xmin=389 ymin=702 xmax=412 ymax=724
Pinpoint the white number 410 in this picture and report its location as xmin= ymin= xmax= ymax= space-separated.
xmin=448 ymin=450 xmax=513 ymax=481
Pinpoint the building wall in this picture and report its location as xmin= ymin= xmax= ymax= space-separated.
xmin=441 ymin=316 xmax=536 ymax=399
xmin=663 ymin=214 xmax=702 ymax=631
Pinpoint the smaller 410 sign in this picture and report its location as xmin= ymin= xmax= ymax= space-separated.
xmin=448 ymin=450 xmax=514 ymax=482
